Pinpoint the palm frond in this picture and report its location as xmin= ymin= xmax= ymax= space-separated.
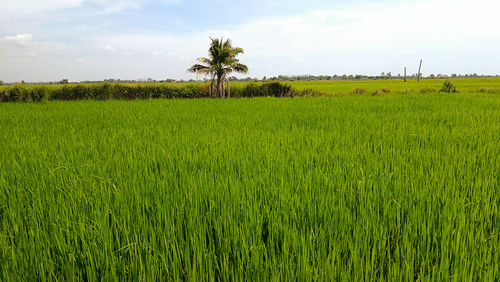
xmin=188 ymin=37 xmax=249 ymax=97
xmin=232 ymin=63 xmax=249 ymax=74
xmin=196 ymin=57 xmax=212 ymax=65
xmin=187 ymin=64 xmax=211 ymax=74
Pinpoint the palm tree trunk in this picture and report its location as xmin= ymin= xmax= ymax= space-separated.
xmin=221 ymin=79 xmax=225 ymax=98
xmin=216 ymin=77 xmax=222 ymax=98
xmin=227 ymin=79 xmax=230 ymax=98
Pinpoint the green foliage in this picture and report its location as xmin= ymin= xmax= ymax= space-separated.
xmin=237 ymin=82 xmax=296 ymax=98
xmin=188 ymin=37 xmax=248 ymax=98
xmin=2 ymin=78 xmax=500 ymax=103
xmin=240 ymin=82 xmax=261 ymax=97
xmin=260 ymin=82 xmax=293 ymax=97
xmin=440 ymin=80 xmax=458 ymax=93
xmin=0 ymin=82 xmax=304 ymax=102
xmin=0 ymin=84 xmax=50 ymax=102
xmin=0 ymin=94 xmax=498 ymax=280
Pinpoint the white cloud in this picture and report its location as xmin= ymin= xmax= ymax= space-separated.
xmin=0 ymin=0 xmax=142 ymax=15
xmin=1 ymin=34 xmax=37 ymax=47
xmin=0 ymin=0 xmax=84 ymax=14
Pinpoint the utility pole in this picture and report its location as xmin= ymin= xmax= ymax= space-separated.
xmin=404 ymin=67 xmax=407 ymax=82
xmin=417 ymin=60 xmax=423 ymax=82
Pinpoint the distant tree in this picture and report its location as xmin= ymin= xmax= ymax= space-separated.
xmin=386 ymin=72 xmax=392 ymax=78
xmin=429 ymin=74 xmax=435 ymax=78
xmin=188 ymin=37 xmax=248 ymax=98
xmin=381 ymin=72 xmax=385 ymax=77
xmin=0 ymin=80 xmax=4 ymax=85
xmin=60 ymin=79 xmax=69 ymax=84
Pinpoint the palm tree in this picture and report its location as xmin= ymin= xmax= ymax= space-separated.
xmin=188 ymin=37 xmax=248 ymax=98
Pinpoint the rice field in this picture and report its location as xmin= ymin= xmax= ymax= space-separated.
xmin=0 ymin=91 xmax=499 ymax=280
xmin=288 ymin=77 xmax=500 ymax=93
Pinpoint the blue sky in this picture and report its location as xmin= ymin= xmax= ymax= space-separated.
xmin=1 ymin=0 xmax=499 ymax=82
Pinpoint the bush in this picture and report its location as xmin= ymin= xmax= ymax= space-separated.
xmin=0 ymin=81 xmax=320 ymax=102
xmin=372 ymin=88 xmax=391 ymax=96
xmin=296 ymin=88 xmax=325 ymax=97
xmin=440 ymin=80 xmax=458 ymax=93
xmin=240 ymin=82 xmax=295 ymax=98
xmin=353 ymin=88 xmax=366 ymax=94
xmin=241 ymin=83 xmax=261 ymax=97
xmin=260 ymin=82 xmax=293 ymax=97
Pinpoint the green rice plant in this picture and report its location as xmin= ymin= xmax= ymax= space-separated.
xmin=0 ymin=93 xmax=498 ymax=280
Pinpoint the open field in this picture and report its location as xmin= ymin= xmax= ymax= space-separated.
xmin=286 ymin=78 xmax=500 ymax=94
xmin=2 ymin=78 xmax=500 ymax=102
xmin=0 ymin=92 xmax=499 ymax=280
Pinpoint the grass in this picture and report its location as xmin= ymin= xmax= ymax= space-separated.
xmin=2 ymin=78 xmax=500 ymax=102
xmin=285 ymin=78 xmax=500 ymax=95
xmin=0 ymin=92 xmax=499 ymax=280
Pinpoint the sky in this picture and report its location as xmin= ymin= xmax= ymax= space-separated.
xmin=1 ymin=0 xmax=499 ymax=82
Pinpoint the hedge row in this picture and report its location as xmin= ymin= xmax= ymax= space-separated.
xmin=0 ymin=82 xmax=325 ymax=102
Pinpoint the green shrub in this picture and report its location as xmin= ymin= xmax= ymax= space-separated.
xmin=2 ymin=85 xmax=24 ymax=102
xmin=96 ymin=82 xmax=114 ymax=100
xmin=242 ymin=83 xmax=262 ymax=97
xmin=260 ymin=82 xmax=293 ymax=97
xmin=440 ymin=80 xmax=458 ymax=93
xmin=0 ymin=81 xmax=319 ymax=102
